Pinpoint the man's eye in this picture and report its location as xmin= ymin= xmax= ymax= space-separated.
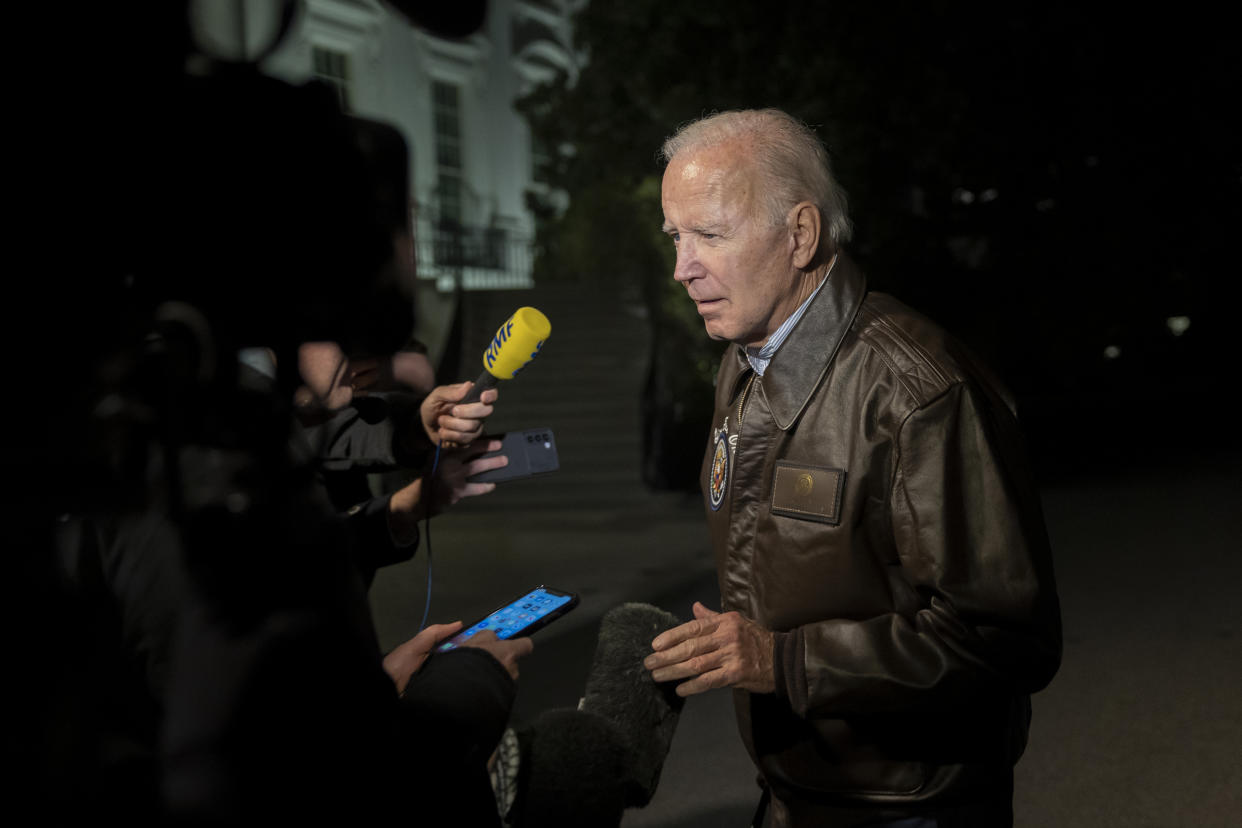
xmin=670 ymin=233 xmax=680 ymax=244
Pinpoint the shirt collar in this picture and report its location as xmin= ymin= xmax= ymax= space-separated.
xmin=745 ymin=256 xmax=837 ymax=376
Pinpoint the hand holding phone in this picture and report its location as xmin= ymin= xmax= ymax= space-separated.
xmin=437 ymin=585 xmax=579 ymax=652
xmin=449 ymin=630 xmax=532 ymax=680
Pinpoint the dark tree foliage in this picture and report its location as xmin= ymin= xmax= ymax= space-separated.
xmin=520 ymin=0 xmax=1240 ymax=484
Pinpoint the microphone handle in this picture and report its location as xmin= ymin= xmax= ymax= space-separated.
xmin=461 ymin=370 xmax=500 ymax=405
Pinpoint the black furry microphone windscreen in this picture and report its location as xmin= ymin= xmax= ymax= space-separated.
xmin=582 ymin=603 xmax=686 ymax=803
xmin=508 ymin=603 xmax=685 ymax=828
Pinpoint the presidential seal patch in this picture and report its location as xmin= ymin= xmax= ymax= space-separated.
xmin=709 ymin=424 xmax=729 ymax=510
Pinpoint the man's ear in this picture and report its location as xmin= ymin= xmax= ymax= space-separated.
xmin=787 ymin=202 xmax=822 ymax=270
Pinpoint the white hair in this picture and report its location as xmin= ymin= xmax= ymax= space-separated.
xmin=660 ymin=109 xmax=853 ymax=253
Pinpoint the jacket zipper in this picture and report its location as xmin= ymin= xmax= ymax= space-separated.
xmin=737 ymin=372 xmax=758 ymax=428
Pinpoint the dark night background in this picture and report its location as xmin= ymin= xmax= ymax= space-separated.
xmin=518 ymin=0 xmax=1241 ymax=488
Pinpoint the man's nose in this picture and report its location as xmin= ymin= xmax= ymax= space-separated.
xmin=673 ymin=240 xmax=702 ymax=283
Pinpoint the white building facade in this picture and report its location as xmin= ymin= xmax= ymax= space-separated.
xmin=195 ymin=0 xmax=579 ymax=352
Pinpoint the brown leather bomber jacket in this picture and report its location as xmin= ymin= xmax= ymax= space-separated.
xmin=700 ymin=255 xmax=1061 ymax=821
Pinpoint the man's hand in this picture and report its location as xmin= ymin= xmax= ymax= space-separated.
xmin=429 ymin=438 xmax=509 ymax=511
xmin=420 ymin=381 xmax=498 ymax=446
xmin=385 ymin=439 xmax=509 ymax=542
xmin=458 ymin=630 xmax=533 ymax=681
xmin=643 ymin=602 xmax=776 ymax=697
xmin=382 ymin=622 xmax=464 ymax=694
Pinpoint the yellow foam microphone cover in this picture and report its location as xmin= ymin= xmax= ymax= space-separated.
xmin=481 ymin=306 xmax=551 ymax=380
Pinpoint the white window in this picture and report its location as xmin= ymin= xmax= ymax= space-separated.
xmin=432 ymin=80 xmax=464 ymax=226
xmin=312 ymin=45 xmax=351 ymax=111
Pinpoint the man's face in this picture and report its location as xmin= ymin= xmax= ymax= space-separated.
xmin=297 ymin=342 xmax=355 ymax=410
xmin=661 ymin=141 xmax=798 ymax=347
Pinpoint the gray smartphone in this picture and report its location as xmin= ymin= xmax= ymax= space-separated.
xmin=467 ymin=427 xmax=559 ymax=483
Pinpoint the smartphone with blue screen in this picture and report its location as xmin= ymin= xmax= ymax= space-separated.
xmin=435 ymin=585 xmax=579 ymax=652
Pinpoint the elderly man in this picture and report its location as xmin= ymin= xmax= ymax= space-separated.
xmin=644 ymin=109 xmax=1061 ymax=827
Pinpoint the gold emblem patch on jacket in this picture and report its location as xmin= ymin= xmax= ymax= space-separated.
xmin=770 ymin=461 xmax=846 ymax=525
xmin=709 ymin=422 xmax=730 ymax=511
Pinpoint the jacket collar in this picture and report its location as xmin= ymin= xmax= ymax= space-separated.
xmin=747 ymin=253 xmax=868 ymax=431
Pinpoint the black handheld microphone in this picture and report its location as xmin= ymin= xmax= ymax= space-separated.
xmin=460 ymin=307 xmax=551 ymax=404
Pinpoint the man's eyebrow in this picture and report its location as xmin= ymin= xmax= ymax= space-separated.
xmin=662 ymin=220 xmax=730 ymax=236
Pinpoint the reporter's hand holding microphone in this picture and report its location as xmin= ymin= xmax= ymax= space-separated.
xmin=423 ymin=306 xmax=551 ymax=448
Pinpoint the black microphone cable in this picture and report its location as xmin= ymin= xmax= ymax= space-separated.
xmin=417 ymin=438 xmax=443 ymax=632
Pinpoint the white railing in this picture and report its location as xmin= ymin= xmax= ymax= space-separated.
xmin=413 ymin=217 xmax=535 ymax=291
